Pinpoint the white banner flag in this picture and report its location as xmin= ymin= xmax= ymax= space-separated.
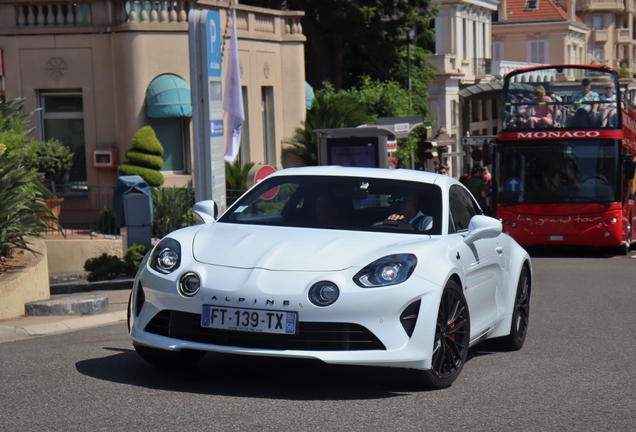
xmin=223 ymin=8 xmax=245 ymax=163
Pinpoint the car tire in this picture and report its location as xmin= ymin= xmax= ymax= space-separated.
xmin=421 ymin=280 xmax=470 ymax=390
xmin=486 ymin=266 xmax=531 ymax=351
xmin=133 ymin=344 xmax=206 ymax=368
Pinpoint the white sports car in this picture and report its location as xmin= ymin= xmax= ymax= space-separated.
xmin=129 ymin=166 xmax=532 ymax=389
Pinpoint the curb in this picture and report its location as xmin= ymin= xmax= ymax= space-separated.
xmin=0 ymin=310 xmax=128 ymax=343
xmin=50 ymin=278 xmax=134 ymax=295
xmin=26 ymin=293 xmax=109 ymax=316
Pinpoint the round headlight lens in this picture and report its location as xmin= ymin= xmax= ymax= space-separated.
xmin=158 ymin=248 xmax=179 ymax=270
xmin=377 ymin=263 xmax=402 ymax=282
xmin=179 ymin=272 xmax=201 ymax=297
xmin=308 ymin=281 xmax=339 ymax=307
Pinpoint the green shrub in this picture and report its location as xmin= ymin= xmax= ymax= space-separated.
xmin=130 ymin=125 xmax=164 ymax=155
xmin=118 ymin=126 xmax=165 ymax=186
xmin=125 ymin=150 xmax=163 ymax=170
xmin=152 ymin=187 xmax=195 ymax=238
xmin=0 ymin=153 xmax=60 ymax=260
xmin=124 ymin=243 xmax=152 ymax=273
xmin=30 ymin=139 xmax=74 ymax=183
xmin=92 ymin=205 xmax=119 ymax=235
xmin=118 ymin=163 xmax=164 ymax=186
xmin=84 ymin=253 xmax=125 ymax=282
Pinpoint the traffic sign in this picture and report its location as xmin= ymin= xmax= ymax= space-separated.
xmin=505 ymin=177 xmax=521 ymax=192
xmin=247 ymin=164 xmax=278 ymax=199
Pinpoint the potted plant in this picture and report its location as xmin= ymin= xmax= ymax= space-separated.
xmin=25 ymin=139 xmax=74 ymax=223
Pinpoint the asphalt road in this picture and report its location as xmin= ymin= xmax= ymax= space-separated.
xmin=1 ymin=250 xmax=635 ymax=431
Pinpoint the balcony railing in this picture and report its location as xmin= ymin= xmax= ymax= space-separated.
xmin=593 ymin=29 xmax=609 ymax=43
xmin=490 ymin=60 xmax=547 ymax=79
xmin=617 ymin=28 xmax=631 ymax=43
xmin=1 ymin=1 xmax=305 ymax=41
xmin=577 ymin=0 xmax=626 ymax=10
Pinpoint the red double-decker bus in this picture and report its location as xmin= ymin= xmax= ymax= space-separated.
xmin=493 ymin=64 xmax=636 ymax=254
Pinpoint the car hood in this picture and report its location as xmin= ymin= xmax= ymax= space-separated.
xmin=192 ymin=223 xmax=433 ymax=271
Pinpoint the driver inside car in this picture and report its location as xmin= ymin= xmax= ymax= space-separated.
xmin=386 ymin=189 xmax=433 ymax=231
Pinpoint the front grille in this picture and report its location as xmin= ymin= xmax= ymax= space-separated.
xmin=145 ymin=310 xmax=386 ymax=351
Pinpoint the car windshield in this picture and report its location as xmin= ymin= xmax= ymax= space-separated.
xmin=219 ymin=175 xmax=443 ymax=235
xmin=497 ymin=139 xmax=620 ymax=205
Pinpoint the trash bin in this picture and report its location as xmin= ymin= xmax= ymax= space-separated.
xmin=113 ymin=175 xmax=153 ymax=249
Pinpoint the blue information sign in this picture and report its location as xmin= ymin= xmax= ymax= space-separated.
xmin=206 ymin=11 xmax=222 ymax=78
xmin=210 ymin=120 xmax=224 ymax=138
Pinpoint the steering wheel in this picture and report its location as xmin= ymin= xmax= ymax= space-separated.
xmin=371 ymin=220 xmax=415 ymax=231
xmin=581 ymin=174 xmax=609 ymax=184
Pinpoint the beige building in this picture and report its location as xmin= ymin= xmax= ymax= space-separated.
xmin=492 ymin=0 xmax=589 ymax=65
xmin=0 ymin=0 xmax=306 ymax=226
xmin=577 ymin=0 xmax=635 ymax=71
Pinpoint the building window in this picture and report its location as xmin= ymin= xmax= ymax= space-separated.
xmin=150 ymin=118 xmax=186 ymax=172
xmin=239 ymin=86 xmax=251 ymax=165
xmin=451 ymin=100 xmax=458 ymax=127
xmin=39 ymin=90 xmax=86 ymax=190
xmin=527 ymin=40 xmax=548 ymax=63
xmin=526 ymin=0 xmax=539 ymax=10
xmin=463 ymin=19 xmax=468 ymax=61
xmin=593 ymin=15 xmax=603 ymax=30
xmin=492 ymin=42 xmax=504 ymax=61
xmin=261 ymin=86 xmax=276 ymax=166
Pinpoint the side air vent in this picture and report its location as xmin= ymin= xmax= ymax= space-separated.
xmin=400 ymin=300 xmax=421 ymax=338
xmin=135 ymin=281 xmax=145 ymax=317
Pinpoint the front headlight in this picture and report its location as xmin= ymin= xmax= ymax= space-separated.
xmin=149 ymin=238 xmax=182 ymax=274
xmin=353 ymin=254 xmax=417 ymax=288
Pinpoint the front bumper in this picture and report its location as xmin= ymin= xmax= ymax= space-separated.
xmin=129 ymin=262 xmax=442 ymax=370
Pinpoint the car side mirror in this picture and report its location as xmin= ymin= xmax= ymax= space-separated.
xmin=193 ymin=200 xmax=219 ymax=224
xmin=463 ymin=215 xmax=502 ymax=245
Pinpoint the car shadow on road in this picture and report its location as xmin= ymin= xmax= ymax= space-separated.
xmin=76 ymin=347 xmax=471 ymax=399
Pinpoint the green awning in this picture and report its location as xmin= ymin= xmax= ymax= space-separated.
xmin=305 ymin=82 xmax=315 ymax=110
xmin=146 ymin=74 xmax=192 ymax=118
xmin=459 ymin=81 xmax=537 ymax=98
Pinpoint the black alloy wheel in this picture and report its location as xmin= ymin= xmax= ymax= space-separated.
xmin=422 ymin=280 xmax=470 ymax=389
xmin=487 ymin=266 xmax=531 ymax=351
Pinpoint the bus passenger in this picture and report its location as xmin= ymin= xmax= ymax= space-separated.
xmin=507 ymin=94 xmax=529 ymax=129
xmin=599 ymin=82 xmax=618 ymax=127
xmin=567 ymin=78 xmax=600 ymax=127
xmin=527 ymin=85 xmax=554 ymax=128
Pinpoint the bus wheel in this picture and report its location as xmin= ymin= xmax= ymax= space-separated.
xmin=615 ymin=243 xmax=629 ymax=256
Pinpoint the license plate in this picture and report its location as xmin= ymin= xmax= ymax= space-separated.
xmin=550 ymin=235 xmax=564 ymax=241
xmin=201 ymin=305 xmax=297 ymax=335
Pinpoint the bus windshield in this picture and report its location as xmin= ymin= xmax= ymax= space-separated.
xmin=496 ymin=139 xmax=621 ymax=205
xmin=502 ymin=66 xmax=620 ymax=131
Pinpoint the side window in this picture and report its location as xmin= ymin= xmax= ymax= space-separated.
xmin=449 ymin=185 xmax=479 ymax=232
xmin=448 ymin=211 xmax=456 ymax=234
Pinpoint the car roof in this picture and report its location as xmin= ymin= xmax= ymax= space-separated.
xmin=270 ymin=165 xmax=460 ymax=187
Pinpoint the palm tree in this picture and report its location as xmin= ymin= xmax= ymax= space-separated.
xmin=225 ymin=159 xmax=255 ymax=190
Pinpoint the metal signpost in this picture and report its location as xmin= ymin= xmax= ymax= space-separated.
xmin=189 ymin=9 xmax=227 ymax=210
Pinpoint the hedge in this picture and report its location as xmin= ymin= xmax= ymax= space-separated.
xmin=118 ymin=162 xmax=165 ymax=186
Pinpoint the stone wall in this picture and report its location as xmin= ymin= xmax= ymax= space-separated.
xmin=0 ymin=238 xmax=50 ymax=320
xmin=44 ymin=238 xmax=123 ymax=274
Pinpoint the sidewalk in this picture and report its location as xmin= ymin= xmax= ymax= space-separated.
xmin=0 ymin=286 xmax=131 ymax=343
